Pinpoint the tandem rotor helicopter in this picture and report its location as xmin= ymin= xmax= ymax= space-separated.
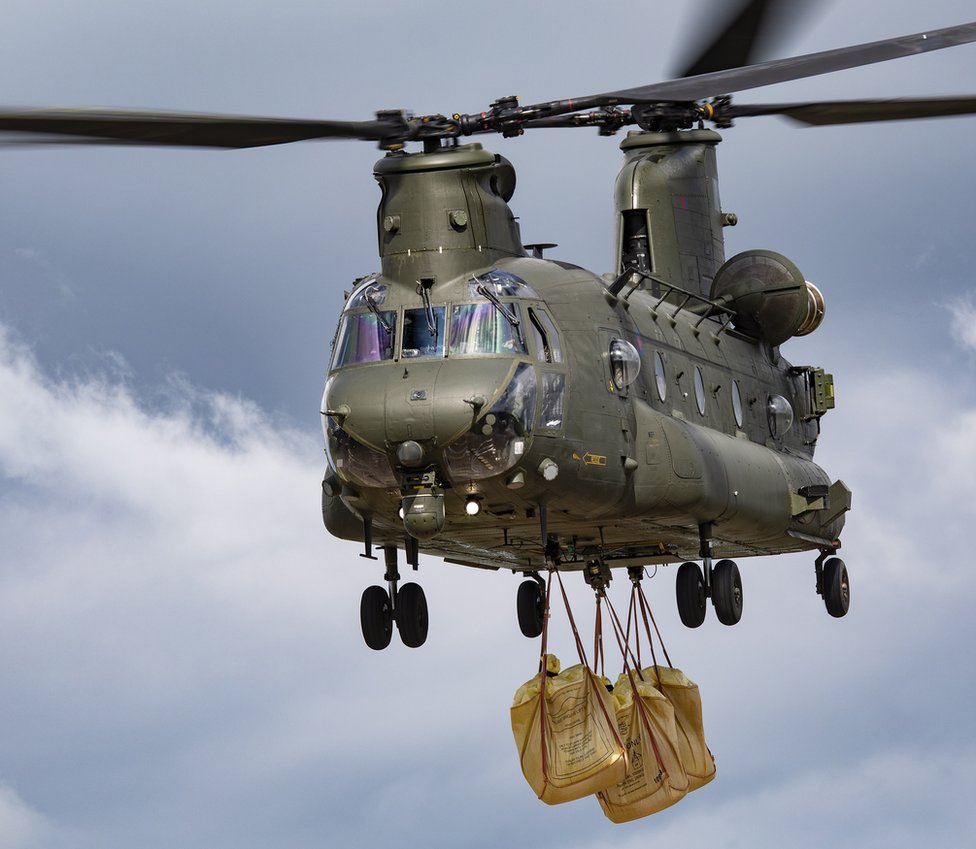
xmin=4 ymin=1 xmax=975 ymax=651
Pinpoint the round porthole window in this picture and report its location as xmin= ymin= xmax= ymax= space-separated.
xmin=654 ymin=351 xmax=667 ymax=401
xmin=732 ymin=380 xmax=743 ymax=428
xmin=609 ymin=339 xmax=641 ymax=389
xmin=767 ymin=394 xmax=794 ymax=437
xmin=693 ymin=367 xmax=706 ymax=415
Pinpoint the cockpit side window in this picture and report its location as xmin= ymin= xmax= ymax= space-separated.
xmin=402 ymin=307 xmax=446 ymax=358
xmin=332 ymin=311 xmax=397 ymax=368
xmin=528 ymin=308 xmax=562 ymax=364
xmin=449 ymin=303 xmax=526 ymax=356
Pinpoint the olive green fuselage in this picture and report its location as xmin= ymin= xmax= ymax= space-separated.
xmin=322 ymin=135 xmax=849 ymax=573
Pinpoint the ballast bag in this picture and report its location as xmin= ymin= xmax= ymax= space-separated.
xmin=597 ymin=671 xmax=688 ymax=822
xmin=511 ymin=657 xmax=628 ymax=805
xmin=641 ymin=665 xmax=715 ymax=790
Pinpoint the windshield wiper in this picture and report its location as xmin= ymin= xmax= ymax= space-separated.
xmin=364 ymin=290 xmax=394 ymax=336
xmin=476 ymin=282 xmax=524 ymax=347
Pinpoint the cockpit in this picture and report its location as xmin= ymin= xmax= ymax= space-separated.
xmin=329 ymin=271 xmax=548 ymax=369
xmin=323 ymin=269 xmax=566 ymax=535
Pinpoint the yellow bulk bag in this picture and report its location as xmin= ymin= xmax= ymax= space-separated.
xmin=641 ymin=665 xmax=715 ymax=790
xmin=597 ymin=670 xmax=688 ymax=822
xmin=511 ymin=656 xmax=628 ymax=805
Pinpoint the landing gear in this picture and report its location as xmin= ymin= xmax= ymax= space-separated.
xmin=820 ymin=555 xmax=850 ymax=618
xmin=676 ymin=562 xmax=707 ymax=628
xmin=676 ymin=524 xmax=743 ymax=627
xmin=711 ymin=559 xmax=743 ymax=626
xmin=517 ymin=577 xmax=545 ymax=638
xmin=359 ymin=544 xmax=429 ymax=650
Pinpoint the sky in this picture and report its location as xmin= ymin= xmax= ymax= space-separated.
xmin=1 ymin=1 xmax=975 ymax=847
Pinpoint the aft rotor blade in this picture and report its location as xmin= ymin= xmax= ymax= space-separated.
xmin=723 ymin=95 xmax=976 ymax=125
xmin=0 ymin=108 xmax=403 ymax=148
xmin=675 ymin=0 xmax=821 ymax=78
xmin=596 ymin=21 xmax=976 ymax=104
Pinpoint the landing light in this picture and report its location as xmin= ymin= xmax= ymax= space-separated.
xmin=465 ymin=496 xmax=482 ymax=516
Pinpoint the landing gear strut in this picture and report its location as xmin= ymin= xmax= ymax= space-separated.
xmin=816 ymin=551 xmax=850 ymax=618
xmin=360 ymin=544 xmax=428 ymax=650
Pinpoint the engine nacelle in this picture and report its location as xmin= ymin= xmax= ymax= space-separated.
xmin=710 ymin=250 xmax=825 ymax=346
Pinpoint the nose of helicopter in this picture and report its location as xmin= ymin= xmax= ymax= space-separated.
xmin=326 ymin=358 xmax=518 ymax=453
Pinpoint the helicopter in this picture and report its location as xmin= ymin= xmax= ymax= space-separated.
xmin=2 ymin=2 xmax=975 ymax=652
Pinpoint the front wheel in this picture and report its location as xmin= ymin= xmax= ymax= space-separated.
xmin=396 ymin=582 xmax=429 ymax=648
xmin=361 ymin=586 xmax=393 ymax=651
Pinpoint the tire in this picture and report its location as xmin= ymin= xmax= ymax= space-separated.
xmin=396 ymin=582 xmax=429 ymax=648
xmin=517 ymin=579 xmax=545 ymax=638
xmin=360 ymin=585 xmax=393 ymax=651
xmin=823 ymin=557 xmax=850 ymax=618
xmin=676 ymin=562 xmax=707 ymax=628
xmin=712 ymin=559 xmax=743 ymax=626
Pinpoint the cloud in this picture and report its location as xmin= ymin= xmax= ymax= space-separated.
xmin=947 ymin=295 xmax=976 ymax=353
xmin=588 ymin=747 xmax=976 ymax=849
xmin=2 ymin=317 xmax=976 ymax=849
xmin=0 ymin=784 xmax=59 ymax=849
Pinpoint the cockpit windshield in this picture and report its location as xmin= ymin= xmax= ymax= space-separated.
xmin=332 ymin=311 xmax=396 ymax=368
xmin=401 ymin=307 xmax=445 ymax=358
xmin=449 ymin=303 xmax=526 ymax=356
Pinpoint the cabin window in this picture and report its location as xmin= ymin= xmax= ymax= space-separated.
xmin=528 ymin=308 xmax=562 ymax=363
xmin=767 ymin=394 xmax=794 ymax=437
xmin=610 ymin=339 xmax=641 ymax=389
xmin=732 ymin=380 xmax=744 ymax=427
xmin=402 ymin=307 xmax=445 ymax=358
xmin=654 ymin=351 xmax=667 ymax=401
xmin=694 ymin=367 xmax=706 ymax=415
xmin=449 ymin=303 xmax=525 ymax=356
xmin=332 ymin=311 xmax=397 ymax=368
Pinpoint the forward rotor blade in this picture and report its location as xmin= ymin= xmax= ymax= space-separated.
xmin=597 ymin=21 xmax=976 ymax=104
xmin=723 ymin=95 xmax=976 ymax=125
xmin=0 ymin=108 xmax=401 ymax=148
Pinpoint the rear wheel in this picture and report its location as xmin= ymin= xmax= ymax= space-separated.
xmin=517 ymin=579 xmax=545 ymax=638
xmin=712 ymin=559 xmax=743 ymax=626
xmin=360 ymin=586 xmax=393 ymax=650
xmin=676 ymin=562 xmax=707 ymax=628
xmin=823 ymin=557 xmax=850 ymax=618
xmin=396 ymin=582 xmax=429 ymax=648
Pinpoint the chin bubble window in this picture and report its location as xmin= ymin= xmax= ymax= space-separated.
xmin=609 ymin=339 xmax=641 ymax=390
xmin=767 ymin=394 xmax=794 ymax=437
xmin=442 ymin=363 xmax=537 ymax=482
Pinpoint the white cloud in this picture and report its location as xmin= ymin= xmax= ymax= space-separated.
xmin=2 ymin=324 xmax=976 ymax=848
xmin=587 ymin=747 xmax=976 ymax=849
xmin=947 ymin=295 xmax=976 ymax=353
xmin=0 ymin=784 xmax=61 ymax=849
